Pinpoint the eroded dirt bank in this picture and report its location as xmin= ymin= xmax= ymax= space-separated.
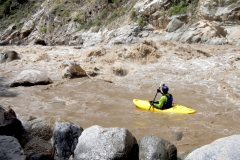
xmin=0 ymin=40 xmax=240 ymax=154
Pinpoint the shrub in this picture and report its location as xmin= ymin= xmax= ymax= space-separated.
xmin=41 ymin=26 xmax=47 ymax=33
xmin=168 ymin=1 xmax=187 ymax=16
xmin=100 ymin=9 xmax=107 ymax=19
xmin=137 ymin=17 xmax=147 ymax=26
xmin=130 ymin=9 xmax=137 ymax=21
xmin=227 ymin=0 xmax=238 ymax=5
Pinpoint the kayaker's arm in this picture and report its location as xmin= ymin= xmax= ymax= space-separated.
xmin=153 ymin=96 xmax=167 ymax=109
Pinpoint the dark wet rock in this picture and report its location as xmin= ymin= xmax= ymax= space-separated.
xmin=139 ymin=135 xmax=177 ymax=160
xmin=74 ymin=125 xmax=139 ymax=160
xmin=52 ymin=122 xmax=83 ymax=160
xmin=86 ymin=70 xmax=99 ymax=77
xmin=23 ymin=136 xmax=54 ymax=159
xmin=10 ymin=70 xmax=53 ymax=87
xmin=185 ymin=134 xmax=240 ymax=160
xmin=23 ymin=117 xmax=82 ymax=160
xmin=22 ymin=117 xmax=59 ymax=158
xmin=0 ymin=136 xmax=26 ymax=160
xmin=0 ymin=105 xmax=23 ymax=141
xmin=0 ymin=40 xmax=9 ymax=46
xmin=34 ymin=39 xmax=46 ymax=46
xmin=0 ymin=50 xmax=20 ymax=63
xmin=27 ymin=152 xmax=54 ymax=160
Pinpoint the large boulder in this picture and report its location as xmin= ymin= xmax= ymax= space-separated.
xmin=163 ymin=20 xmax=228 ymax=45
xmin=60 ymin=61 xmax=88 ymax=79
xmin=0 ymin=24 xmax=15 ymax=41
xmin=0 ymin=105 xmax=23 ymax=141
xmin=22 ymin=117 xmax=83 ymax=160
xmin=185 ymin=134 xmax=240 ymax=160
xmin=73 ymin=125 xmax=139 ymax=160
xmin=10 ymin=69 xmax=53 ymax=87
xmin=107 ymin=25 xmax=143 ymax=45
xmin=139 ymin=135 xmax=177 ymax=160
xmin=52 ymin=122 xmax=83 ymax=160
xmin=0 ymin=136 xmax=26 ymax=160
xmin=166 ymin=17 xmax=184 ymax=32
xmin=0 ymin=50 xmax=20 ymax=63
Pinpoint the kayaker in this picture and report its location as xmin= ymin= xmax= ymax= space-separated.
xmin=150 ymin=84 xmax=173 ymax=110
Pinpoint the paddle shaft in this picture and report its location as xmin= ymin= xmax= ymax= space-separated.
xmin=149 ymin=91 xmax=158 ymax=111
xmin=149 ymin=82 xmax=163 ymax=111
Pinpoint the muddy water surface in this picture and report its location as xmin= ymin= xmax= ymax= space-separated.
xmin=1 ymin=43 xmax=240 ymax=155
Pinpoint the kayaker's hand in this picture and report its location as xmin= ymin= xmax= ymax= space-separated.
xmin=157 ymin=88 xmax=161 ymax=93
xmin=150 ymin=101 xmax=154 ymax=106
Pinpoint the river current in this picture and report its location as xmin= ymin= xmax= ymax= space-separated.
xmin=0 ymin=42 xmax=240 ymax=155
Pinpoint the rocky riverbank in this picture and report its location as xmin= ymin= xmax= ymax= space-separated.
xmin=1 ymin=105 xmax=240 ymax=160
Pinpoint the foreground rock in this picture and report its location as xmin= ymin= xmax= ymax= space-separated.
xmin=0 ymin=106 xmax=23 ymax=141
xmin=0 ymin=136 xmax=26 ymax=160
xmin=23 ymin=117 xmax=83 ymax=160
xmin=74 ymin=125 xmax=139 ymax=160
xmin=10 ymin=69 xmax=53 ymax=87
xmin=185 ymin=134 xmax=240 ymax=160
xmin=139 ymin=135 xmax=177 ymax=160
xmin=0 ymin=50 xmax=20 ymax=63
xmin=52 ymin=122 xmax=83 ymax=160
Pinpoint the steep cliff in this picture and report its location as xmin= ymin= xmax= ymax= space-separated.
xmin=0 ymin=0 xmax=239 ymax=46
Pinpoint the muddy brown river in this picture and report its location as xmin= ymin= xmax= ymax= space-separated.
xmin=1 ymin=41 xmax=240 ymax=155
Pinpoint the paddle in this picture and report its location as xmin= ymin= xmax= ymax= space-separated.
xmin=149 ymin=82 xmax=162 ymax=111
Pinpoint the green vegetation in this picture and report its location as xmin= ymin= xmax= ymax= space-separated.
xmin=137 ymin=17 xmax=147 ymax=26
xmin=41 ymin=26 xmax=47 ymax=33
xmin=227 ymin=0 xmax=238 ymax=5
xmin=130 ymin=9 xmax=137 ymax=21
xmin=52 ymin=5 xmax=70 ymax=17
xmin=0 ymin=0 xmax=45 ymax=31
xmin=130 ymin=9 xmax=148 ymax=26
xmin=168 ymin=1 xmax=188 ymax=16
xmin=73 ymin=0 xmax=130 ymax=30
xmin=99 ymin=9 xmax=108 ymax=19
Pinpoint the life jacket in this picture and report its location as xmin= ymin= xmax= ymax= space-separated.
xmin=162 ymin=94 xmax=173 ymax=109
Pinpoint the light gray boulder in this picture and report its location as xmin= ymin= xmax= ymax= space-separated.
xmin=185 ymin=134 xmax=240 ymax=160
xmin=166 ymin=18 xmax=184 ymax=32
xmin=0 ymin=24 xmax=15 ymax=41
xmin=52 ymin=122 xmax=83 ymax=160
xmin=139 ymin=135 xmax=177 ymax=160
xmin=0 ymin=136 xmax=26 ymax=160
xmin=0 ymin=50 xmax=20 ymax=63
xmin=163 ymin=20 xmax=229 ymax=45
xmin=107 ymin=25 xmax=143 ymax=45
xmin=73 ymin=125 xmax=139 ymax=160
xmin=10 ymin=69 xmax=52 ymax=87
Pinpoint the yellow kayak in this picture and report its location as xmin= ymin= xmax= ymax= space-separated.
xmin=133 ymin=99 xmax=196 ymax=114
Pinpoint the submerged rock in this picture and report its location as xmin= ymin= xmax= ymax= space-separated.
xmin=0 ymin=50 xmax=20 ymax=63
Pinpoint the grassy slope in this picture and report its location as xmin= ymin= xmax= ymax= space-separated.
xmin=0 ymin=0 xmax=138 ymax=33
